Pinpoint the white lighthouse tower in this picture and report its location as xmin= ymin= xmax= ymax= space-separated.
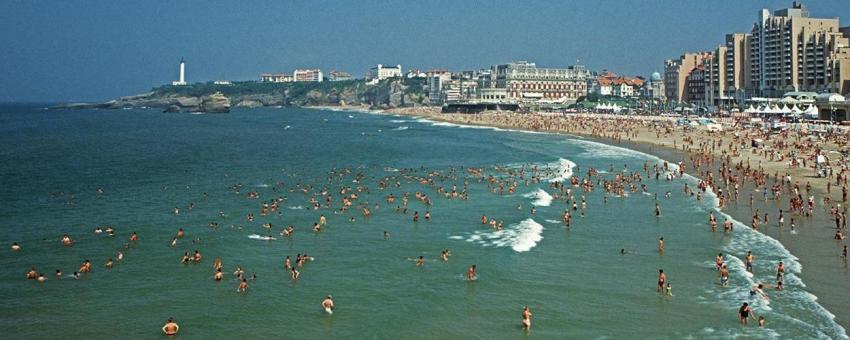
xmin=172 ymin=58 xmax=187 ymax=86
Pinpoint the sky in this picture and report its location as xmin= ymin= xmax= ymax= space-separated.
xmin=1 ymin=0 xmax=849 ymax=103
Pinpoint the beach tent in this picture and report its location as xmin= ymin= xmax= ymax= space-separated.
xmin=745 ymin=105 xmax=756 ymax=114
xmin=803 ymin=105 xmax=819 ymax=120
xmin=780 ymin=104 xmax=791 ymax=114
xmin=791 ymin=105 xmax=802 ymax=114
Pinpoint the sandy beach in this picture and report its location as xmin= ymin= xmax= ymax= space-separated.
xmin=384 ymin=106 xmax=850 ymax=328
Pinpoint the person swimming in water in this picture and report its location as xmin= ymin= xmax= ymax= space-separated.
xmin=162 ymin=317 xmax=179 ymax=335
xmin=521 ymin=306 xmax=532 ymax=330
xmin=467 ymin=265 xmax=477 ymax=281
xmin=11 ymin=243 xmax=21 ymax=252
xmin=322 ymin=295 xmax=334 ymax=314
xmin=657 ymin=269 xmax=666 ymax=292
xmin=739 ymin=302 xmax=754 ymax=325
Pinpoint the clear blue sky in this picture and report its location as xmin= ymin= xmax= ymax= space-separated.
xmin=1 ymin=0 xmax=848 ymax=102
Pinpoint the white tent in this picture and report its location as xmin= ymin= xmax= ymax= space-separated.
xmin=780 ymin=104 xmax=791 ymax=114
xmin=745 ymin=105 xmax=757 ymax=113
xmin=791 ymin=105 xmax=802 ymax=114
xmin=803 ymin=105 xmax=819 ymax=120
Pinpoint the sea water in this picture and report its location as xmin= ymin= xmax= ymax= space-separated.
xmin=0 ymin=105 xmax=845 ymax=339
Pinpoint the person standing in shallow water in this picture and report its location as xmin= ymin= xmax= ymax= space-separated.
xmin=521 ymin=306 xmax=532 ymax=330
xmin=657 ymin=269 xmax=666 ymax=292
xmin=162 ymin=317 xmax=179 ymax=336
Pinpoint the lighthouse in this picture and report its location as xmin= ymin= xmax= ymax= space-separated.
xmin=172 ymin=58 xmax=187 ymax=86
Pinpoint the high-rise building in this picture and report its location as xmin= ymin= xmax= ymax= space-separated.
xmin=749 ymin=2 xmax=850 ymax=96
xmin=687 ymin=65 xmax=707 ymax=104
xmin=664 ymin=52 xmax=712 ymax=103
xmin=488 ymin=61 xmax=590 ymax=102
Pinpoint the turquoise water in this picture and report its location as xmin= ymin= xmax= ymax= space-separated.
xmin=0 ymin=105 xmax=845 ymax=339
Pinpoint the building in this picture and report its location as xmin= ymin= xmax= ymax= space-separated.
xmin=406 ymin=69 xmax=427 ymax=78
xmin=664 ymin=52 xmax=712 ymax=102
xmin=593 ymin=71 xmax=645 ymax=97
xmin=642 ymin=72 xmax=666 ymax=100
xmin=368 ymin=64 xmax=402 ymax=81
xmin=328 ymin=70 xmax=353 ymax=81
xmin=259 ymin=73 xmax=293 ymax=83
xmin=487 ymin=61 xmax=590 ymax=103
xmin=427 ymin=69 xmax=451 ymax=105
xmin=293 ymin=69 xmax=323 ymax=82
xmin=172 ymin=58 xmax=187 ymax=86
xmin=749 ymin=2 xmax=850 ymax=96
xmin=686 ymin=66 xmax=707 ymax=104
xmin=703 ymin=45 xmax=728 ymax=108
xmin=213 ymin=80 xmax=232 ymax=85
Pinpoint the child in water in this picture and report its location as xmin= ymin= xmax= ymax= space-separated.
xmin=665 ymin=283 xmax=673 ymax=297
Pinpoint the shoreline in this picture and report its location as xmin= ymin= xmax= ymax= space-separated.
xmin=378 ymin=106 xmax=850 ymax=331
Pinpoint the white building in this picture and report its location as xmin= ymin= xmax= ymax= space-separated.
xmin=293 ymin=69 xmax=323 ymax=82
xmin=172 ymin=58 xmax=187 ymax=86
xmin=368 ymin=64 xmax=403 ymax=81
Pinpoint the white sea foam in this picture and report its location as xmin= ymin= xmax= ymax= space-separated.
xmin=547 ymin=158 xmax=576 ymax=183
xmin=248 ymin=234 xmax=276 ymax=241
xmin=450 ymin=218 xmax=544 ymax=252
xmin=287 ymin=206 xmax=304 ymax=210
xmin=389 ymin=119 xmax=408 ymax=123
xmin=392 ymin=126 xmax=409 ymax=131
xmin=562 ymin=136 xmax=847 ymax=338
xmin=523 ymin=188 xmax=553 ymax=207
xmin=544 ymin=219 xmax=562 ymax=224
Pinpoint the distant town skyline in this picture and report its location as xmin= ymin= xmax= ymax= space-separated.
xmin=1 ymin=0 xmax=849 ymax=102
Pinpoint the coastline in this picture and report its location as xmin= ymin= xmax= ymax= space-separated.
xmin=376 ymin=106 xmax=850 ymax=331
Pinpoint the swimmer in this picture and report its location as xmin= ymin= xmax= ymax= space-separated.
xmin=739 ymin=303 xmax=754 ymax=325
xmin=26 ymin=267 xmax=38 ymax=279
xmin=61 ymin=234 xmax=73 ymax=246
xmin=522 ymin=306 xmax=532 ymax=330
xmin=657 ymin=269 xmax=666 ymax=292
xmin=72 ymin=271 xmax=80 ymax=279
xmin=129 ymin=232 xmax=138 ymax=242
xmin=745 ymin=251 xmax=755 ymax=273
xmin=467 ymin=265 xmax=477 ymax=281
xmin=176 ymin=228 xmax=185 ymax=238
xmin=55 ymin=269 xmax=62 ymax=278
xmin=162 ymin=317 xmax=179 ymax=336
xmin=11 ymin=242 xmax=21 ymax=252
xmin=214 ymin=268 xmax=223 ymax=281
xmin=290 ymin=267 xmax=300 ymax=280
xmin=37 ymin=274 xmax=46 ymax=282
xmin=322 ymin=295 xmax=335 ymax=314
xmin=117 ymin=251 xmax=124 ymax=261
xmin=237 ymin=278 xmax=248 ymax=293
xmin=441 ymin=249 xmax=450 ymax=262
xmin=193 ymin=250 xmax=202 ymax=262
xmin=843 ymin=245 xmax=848 ymax=259
xmin=105 ymin=259 xmax=114 ymax=268
xmin=719 ymin=265 xmax=729 ymax=287
xmin=658 ymin=237 xmax=664 ymax=253
xmin=383 ymin=231 xmax=389 ymax=240
xmin=665 ymin=283 xmax=673 ymax=297
xmin=284 ymin=256 xmax=291 ymax=269
xmin=758 ymin=316 xmax=766 ymax=327
xmin=416 ymin=256 xmax=425 ymax=267
xmin=835 ymin=230 xmax=846 ymax=240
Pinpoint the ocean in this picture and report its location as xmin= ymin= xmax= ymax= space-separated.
xmin=0 ymin=105 xmax=846 ymax=339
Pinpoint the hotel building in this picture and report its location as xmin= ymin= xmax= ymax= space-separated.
xmin=487 ymin=61 xmax=590 ymax=102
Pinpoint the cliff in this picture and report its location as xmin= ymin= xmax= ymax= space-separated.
xmin=53 ymin=78 xmax=429 ymax=112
